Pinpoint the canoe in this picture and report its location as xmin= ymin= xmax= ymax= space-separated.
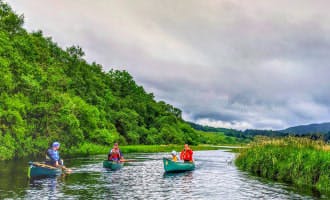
xmin=163 ymin=158 xmax=195 ymax=173
xmin=103 ymin=160 xmax=124 ymax=170
xmin=28 ymin=162 xmax=62 ymax=178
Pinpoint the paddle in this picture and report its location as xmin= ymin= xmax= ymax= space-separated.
xmin=119 ymin=159 xmax=139 ymax=162
xmin=31 ymin=162 xmax=72 ymax=173
xmin=32 ymin=162 xmax=58 ymax=169
xmin=59 ymin=165 xmax=72 ymax=173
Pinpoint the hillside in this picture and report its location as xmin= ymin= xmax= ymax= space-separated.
xmin=188 ymin=122 xmax=249 ymax=139
xmin=281 ymin=122 xmax=330 ymax=134
xmin=189 ymin=122 xmax=330 ymax=141
xmin=0 ymin=1 xmax=242 ymax=160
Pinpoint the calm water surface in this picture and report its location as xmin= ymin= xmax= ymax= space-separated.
xmin=0 ymin=150 xmax=327 ymax=199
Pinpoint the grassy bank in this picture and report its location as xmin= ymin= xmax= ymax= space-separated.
xmin=63 ymin=143 xmax=221 ymax=157
xmin=235 ymin=137 xmax=330 ymax=194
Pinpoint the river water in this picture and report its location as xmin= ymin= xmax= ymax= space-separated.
xmin=0 ymin=150 xmax=327 ymax=199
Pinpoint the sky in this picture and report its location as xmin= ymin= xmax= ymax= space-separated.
xmin=6 ymin=0 xmax=330 ymax=130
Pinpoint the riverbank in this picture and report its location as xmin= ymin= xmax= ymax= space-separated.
xmin=235 ymin=137 xmax=330 ymax=194
xmin=63 ymin=143 xmax=223 ymax=157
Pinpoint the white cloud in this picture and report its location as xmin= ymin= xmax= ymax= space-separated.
xmin=196 ymin=118 xmax=253 ymax=131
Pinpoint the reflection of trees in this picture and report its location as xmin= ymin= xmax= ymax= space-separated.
xmin=26 ymin=176 xmax=60 ymax=198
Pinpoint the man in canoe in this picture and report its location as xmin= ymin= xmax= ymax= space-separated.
xmin=46 ymin=141 xmax=63 ymax=167
xmin=108 ymin=143 xmax=124 ymax=161
xmin=180 ymin=144 xmax=193 ymax=162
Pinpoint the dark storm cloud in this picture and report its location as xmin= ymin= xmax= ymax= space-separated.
xmin=7 ymin=0 xmax=330 ymax=129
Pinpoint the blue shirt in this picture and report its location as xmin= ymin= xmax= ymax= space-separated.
xmin=47 ymin=148 xmax=60 ymax=161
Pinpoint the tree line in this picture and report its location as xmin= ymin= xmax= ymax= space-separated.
xmin=0 ymin=1 xmax=242 ymax=160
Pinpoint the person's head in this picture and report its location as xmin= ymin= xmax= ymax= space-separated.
xmin=171 ymin=150 xmax=177 ymax=156
xmin=113 ymin=143 xmax=119 ymax=149
xmin=52 ymin=142 xmax=60 ymax=150
xmin=184 ymin=144 xmax=189 ymax=150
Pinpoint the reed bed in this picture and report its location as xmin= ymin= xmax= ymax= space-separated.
xmin=235 ymin=137 xmax=330 ymax=194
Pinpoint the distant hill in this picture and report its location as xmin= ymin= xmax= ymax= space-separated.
xmin=188 ymin=122 xmax=251 ymax=140
xmin=281 ymin=122 xmax=330 ymax=135
xmin=189 ymin=122 xmax=330 ymax=141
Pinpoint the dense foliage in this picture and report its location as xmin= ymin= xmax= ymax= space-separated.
xmin=236 ymin=137 xmax=330 ymax=195
xmin=0 ymin=1 xmax=242 ymax=160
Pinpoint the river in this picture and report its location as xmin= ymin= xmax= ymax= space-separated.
xmin=0 ymin=150 xmax=327 ymax=199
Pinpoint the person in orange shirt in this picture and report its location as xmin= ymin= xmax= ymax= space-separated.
xmin=180 ymin=144 xmax=193 ymax=162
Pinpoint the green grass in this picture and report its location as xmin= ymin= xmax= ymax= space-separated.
xmin=63 ymin=143 xmax=221 ymax=157
xmin=235 ymin=137 xmax=330 ymax=195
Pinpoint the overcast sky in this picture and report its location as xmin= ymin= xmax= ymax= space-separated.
xmin=6 ymin=0 xmax=330 ymax=130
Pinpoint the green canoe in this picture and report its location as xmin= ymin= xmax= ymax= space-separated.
xmin=163 ymin=158 xmax=195 ymax=173
xmin=103 ymin=160 xmax=124 ymax=170
xmin=28 ymin=162 xmax=62 ymax=178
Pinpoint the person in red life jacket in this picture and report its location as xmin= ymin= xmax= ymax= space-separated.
xmin=108 ymin=143 xmax=123 ymax=161
xmin=180 ymin=144 xmax=193 ymax=162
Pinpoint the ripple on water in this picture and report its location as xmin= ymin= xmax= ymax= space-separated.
xmin=0 ymin=150 xmax=325 ymax=200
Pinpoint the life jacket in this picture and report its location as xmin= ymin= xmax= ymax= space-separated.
xmin=180 ymin=149 xmax=193 ymax=161
xmin=108 ymin=148 xmax=121 ymax=161
xmin=172 ymin=156 xmax=178 ymax=162
xmin=45 ymin=148 xmax=60 ymax=166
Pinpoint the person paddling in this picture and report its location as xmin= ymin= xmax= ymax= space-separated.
xmin=46 ymin=141 xmax=63 ymax=167
xmin=180 ymin=144 xmax=193 ymax=162
xmin=108 ymin=143 xmax=124 ymax=162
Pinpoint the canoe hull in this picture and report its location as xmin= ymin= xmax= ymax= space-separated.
xmin=163 ymin=158 xmax=195 ymax=173
xmin=103 ymin=160 xmax=124 ymax=170
xmin=28 ymin=164 xmax=62 ymax=178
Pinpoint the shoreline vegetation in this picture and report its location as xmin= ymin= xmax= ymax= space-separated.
xmin=235 ymin=137 xmax=330 ymax=195
xmin=63 ymin=143 xmax=240 ymax=157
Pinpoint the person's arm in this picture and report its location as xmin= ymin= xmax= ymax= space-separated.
xmin=54 ymin=151 xmax=60 ymax=166
xmin=180 ymin=150 xmax=184 ymax=160
xmin=190 ymin=150 xmax=193 ymax=161
xmin=119 ymin=150 xmax=123 ymax=160
xmin=108 ymin=149 xmax=113 ymax=160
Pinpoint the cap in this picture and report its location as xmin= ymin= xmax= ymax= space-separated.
xmin=52 ymin=141 xmax=60 ymax=148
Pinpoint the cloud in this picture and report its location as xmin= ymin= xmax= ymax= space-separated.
xmin=7 ymin=0 xmax=330 ymax=130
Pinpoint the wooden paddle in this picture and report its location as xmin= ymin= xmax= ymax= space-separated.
xmin=32 ymin=162 xmax=58 ymax=169
xmin=32 ymin=162 xmax=72 ymax=173
xmin=119 ymin=159 xmax=138 ymax=162
xmin=60 ymin=165 xmax=72 ymax=173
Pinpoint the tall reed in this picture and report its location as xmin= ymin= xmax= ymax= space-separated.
xmin=235 ymin=136 xmax=330 ymax=194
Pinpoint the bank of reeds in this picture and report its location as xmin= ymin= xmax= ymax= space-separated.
xmin=235 ymin=137 xmax=330 ymax=194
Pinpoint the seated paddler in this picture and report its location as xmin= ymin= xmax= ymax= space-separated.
xmin=108 ymin=143 xmax=124 ymax=161
xmin=171 ymin=150 xmax=178 ymax=162
xmin=180 ymin=144 xmax=194 ymax=162
xmin=46 ymin=141 xmax=63 ymax=167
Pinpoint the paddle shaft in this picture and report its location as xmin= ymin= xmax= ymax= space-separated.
xmin=32 ymin=162 xmax=71 ymax=172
